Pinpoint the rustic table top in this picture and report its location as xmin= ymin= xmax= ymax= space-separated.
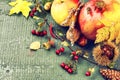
xmin=0 ymin=0 xmax=117 ymax=80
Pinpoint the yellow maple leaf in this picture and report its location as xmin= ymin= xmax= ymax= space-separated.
xmin=115 ymin=31 xmax=120 ymax=45
xmin=95 ymin=22 xmax=120 ymax=44
xmin=9 ymin=0 xmax=32 ymax=18
xmin=108 ymin=26 xmax=116 ymax=42
xmin=95 ymin=2 xmax=120 ymax=44
xmin=95 ymin=27 xmax=110 ymax=43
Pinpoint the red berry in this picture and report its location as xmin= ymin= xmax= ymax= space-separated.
xmin=43 ymin=30 xmax=47 ymax=35
xmin=31 ymin=29 xmax=36 ymax=35
xmin=60 ymin=62 xmax=65 ymax=68
xmin=32 ymin=7 xmax=37 ymax=13
xmin=55 ymin=50 xmax=61 ymax=55
xmin=67 ymin=68 xmax=73 ymax=74
xmin=39 ymin=31 xmax=44 ymax=36
xmin=36 ymin=31 xmax=44 ymax=37
xmin=36 ymin=31 xmax=41 ymax=36
xmin=29 ymin=12 xmax=34 ymax=17
xmin=64 ymin=65 xmax=69 ymax=70
xmin=73 ymin=55 xmax=79 ymax=60
xmin=85 ymin=71 xmax=91 ymax=76
xmin=72 ymin=51 xmax=76 ymax=56
xmin=78 ymin=36 xmax=87 ymax=46
xmin=59 ymin=47 xmax=65 ymax=52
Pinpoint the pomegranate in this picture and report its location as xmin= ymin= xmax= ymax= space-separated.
xmin=78 ymin=0 xmax=120 ymax=40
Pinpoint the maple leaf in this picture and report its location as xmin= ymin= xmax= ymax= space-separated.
xmin=9 ymin=0 xmax=32 ymax=18
xmin=95 ymin=22 xmax=120 ymax=44
xmin=95 ymin=2 xmax=120 ymax=44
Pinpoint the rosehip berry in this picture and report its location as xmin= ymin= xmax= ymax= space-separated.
xmin=85 ymin=71 xmax=91 ymax=76
xmin=73 ymin=55 xmax=79 ymax=60
xmin=32 ymin=7 xmax=37 ymax=13
xmin=43 ymin=30 xmax=47 ymax=35
xmin=60 ymin=62 xmax=65 ymax=68
xmin=31 ymin=29 xmax=36 ymax=35
xmin=59 ymin=47 xmax=65 ymax=52
xmin=78 ymin=36 xmax=87 ymax=46
xmin=36 ymin=31 xmax=41 ymax=36
xmin=64 ymin=65 xmax=69 ymax=70
xmin=39 ymin=31 xmax=44 ymax=37
xmin=55 ymin=50 xmax=61 ymax=55
xmin=67 ymin=68 xmax=73 ymax=74
xmin=72 ymin=51 xmax=76 ymax=56
xmin=29 ymin=12 xmax=34 ymax=17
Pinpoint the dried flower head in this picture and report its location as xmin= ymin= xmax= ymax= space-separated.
xmin=92 ymin=41 xmax=119 ymax=66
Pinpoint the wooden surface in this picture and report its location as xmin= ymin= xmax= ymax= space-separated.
xmin=0 ymin=0 xmax=111 ymax=80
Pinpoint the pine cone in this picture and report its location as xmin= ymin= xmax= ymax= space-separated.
xmin=100 ymin=68 xmax=120 ymax=80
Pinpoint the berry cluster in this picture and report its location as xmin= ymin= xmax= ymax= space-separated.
xmin=55 ymin=47 xmax=65 ymax=55
xmin=60 ymin=62 xmax=74 ymax=74
xmin=31 ymin=29 xmax=47 ymax=37
xmin=29 ymin=7 xmax=37 ymax=17
xmin=71 ymin=51 xmax=80 ymax=61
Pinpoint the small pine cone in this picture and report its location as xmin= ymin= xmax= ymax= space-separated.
xmin=92 ymin=41 xmax=119 ymax=66
xmin=100 ymin=68 xmax=120 ymax=80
